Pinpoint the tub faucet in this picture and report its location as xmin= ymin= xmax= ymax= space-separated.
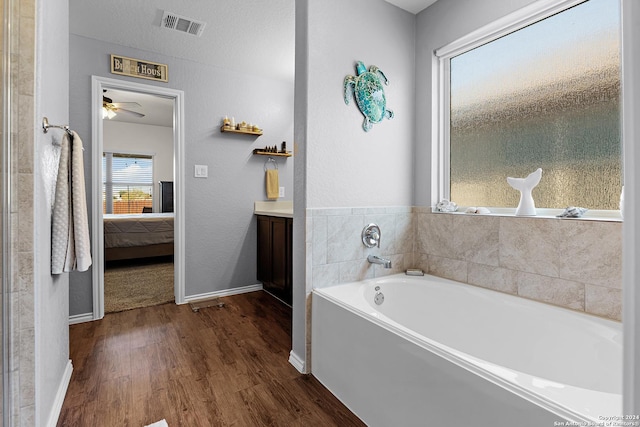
xmin=367 ymin=254 xmax=392 ymax=269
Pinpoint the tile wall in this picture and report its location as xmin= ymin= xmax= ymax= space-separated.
xmin=5 ymin=0 xmax=36 ymax=424
xmin=308 ymin=206 xmax=622 ymax=321
xmin=307 ymin=207 xmax=415 ymax=288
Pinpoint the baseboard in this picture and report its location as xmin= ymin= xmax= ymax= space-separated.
xmin=183 ymin=283 xmax=263 ymax=304
xmin=46 ymin=360 xmax=73 ymax=427
xmin=68 ymin=312 xmax=94 ymax=325
xmin=289 ymin=350 xmax=306 ymax=374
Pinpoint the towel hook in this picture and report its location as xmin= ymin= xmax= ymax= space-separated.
xmin=264 ymin=157 xmax=278 ymax=171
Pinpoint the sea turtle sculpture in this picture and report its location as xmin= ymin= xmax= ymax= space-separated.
xmin=344 ymin=61 xmax=394 ymax=132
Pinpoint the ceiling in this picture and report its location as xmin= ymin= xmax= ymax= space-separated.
xmin=385 ymin=0 xmax=438 ymax=14
xmin=103 ymin=88 xmax=174 ymax=127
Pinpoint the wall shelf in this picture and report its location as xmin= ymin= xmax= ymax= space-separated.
xmin=253 ymin=149 xmax=292 ymax=157
xmin=220 ymin=125 xmax=263 ymax=136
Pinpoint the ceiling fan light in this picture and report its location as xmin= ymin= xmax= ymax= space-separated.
xmin=106 ymin=109 xmax=117 ymax=119
xmin=102 ymin=107 xmax=108 ymax=119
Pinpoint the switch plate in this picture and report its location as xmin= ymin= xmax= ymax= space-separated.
xmin=194 ymin=165 xmax=208 ymax=178
xmin=279 ymin=187 xmax=285 ymax=197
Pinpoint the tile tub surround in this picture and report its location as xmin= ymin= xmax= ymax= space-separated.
xmin=306 ymin=207 xmax=622 ymax=321
xmin=307 ymin=207 xmax=415 ymax=289
xmin=414 ymin=209 xmax=622 ymax=321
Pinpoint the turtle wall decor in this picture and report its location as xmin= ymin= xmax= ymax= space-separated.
xmin=343 ymin=61 xmax=394 ymax=132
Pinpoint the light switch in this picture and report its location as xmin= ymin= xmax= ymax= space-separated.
xmin=279 ymin=187 xmax=285 ymax=197
xmin=194 ymin=165 xmax=208 ymax=178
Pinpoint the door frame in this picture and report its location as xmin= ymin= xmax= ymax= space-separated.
xmin=90 ymin=76 xmax=186 ymax=320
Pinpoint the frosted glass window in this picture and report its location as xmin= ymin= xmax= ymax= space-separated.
xmin=449 ymin=0 xmax=621 ymax=210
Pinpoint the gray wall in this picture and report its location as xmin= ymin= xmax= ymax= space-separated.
xmin=35 ymin=0 xmax=70 ymax=423
xmin=293 ymin=0 xmax=415 ymax=368
xmin=69 ymin=35 xmax=294 ymax=315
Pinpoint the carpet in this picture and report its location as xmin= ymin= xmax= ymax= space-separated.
xmin=104 ymin=259 xmax=174 ymax=313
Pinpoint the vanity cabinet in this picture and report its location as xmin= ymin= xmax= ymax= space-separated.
xmin=257 ymin=215 xmax=292 ymax=305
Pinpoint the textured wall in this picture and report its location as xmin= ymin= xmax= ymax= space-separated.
xmin=304 ymin=0 xmax=416 ymax=208
xmin=35 ymin=0 xmax=73 ymax=424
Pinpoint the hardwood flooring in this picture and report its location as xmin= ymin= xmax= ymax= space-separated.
xmin=58 ymin=291 xmax=365 ymax=427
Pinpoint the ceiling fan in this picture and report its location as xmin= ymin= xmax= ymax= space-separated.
xmin=102 ymin=91 xmax=145 ymax=119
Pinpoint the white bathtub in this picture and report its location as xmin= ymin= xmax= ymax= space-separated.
xmin=311 ymin=274 xmax=622 ymax=427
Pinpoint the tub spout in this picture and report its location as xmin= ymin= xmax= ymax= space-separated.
xmin=367 ymin=254 xmax=392 ymax=269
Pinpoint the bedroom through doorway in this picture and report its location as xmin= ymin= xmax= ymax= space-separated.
xmin=91 ymin=76 xmax=186 ymax=318
xmin=102 ymin=87 xmax=175 ymax=312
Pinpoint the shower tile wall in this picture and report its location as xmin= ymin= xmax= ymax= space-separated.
xmin=306 ymin=206 xmax=621 ymax=321
xmin=5 ymin=0 xmax=37 ymax=424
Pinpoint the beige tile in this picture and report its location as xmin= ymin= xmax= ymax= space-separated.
xmin=557 ymin=221 xmax=622 ymax=289
xmin=416 ymin=213 xmax=456 ymax=258
xmin=413 ymin=253 xmax=429 ymax=274
xmin=499 ymin=217 xmax=559 ymax=277
xmin=428 ymin=255 xmax=467 ymax=283
xmin=305 ymin=242 xmax=313 ymax=292
xmin=467 ymin=263 xmax=517 ymax=294
xmin=19 ymin=327 xmax=35 ymax=407
xmin=585 ymin=285 xmax=622 ymax=321
xmin=453 ymin=215 xmax=499 ymax=266
xmin=516 ymin=271 xmax=584 ymax=311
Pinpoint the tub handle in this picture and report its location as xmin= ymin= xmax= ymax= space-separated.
xmin=362 ymin=223 xmax=381 ymax=248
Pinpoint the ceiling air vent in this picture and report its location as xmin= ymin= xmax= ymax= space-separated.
xmin=161 ymin=11 xmax=206 ymax=37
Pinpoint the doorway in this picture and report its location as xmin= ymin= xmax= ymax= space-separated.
xmin=91 ymin=76 xmax=185 ymax=319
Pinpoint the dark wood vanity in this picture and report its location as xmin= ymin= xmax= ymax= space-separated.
xmin=256 ymin=215 xmax=293 ymax=305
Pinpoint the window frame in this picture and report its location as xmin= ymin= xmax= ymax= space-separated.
xmin=432 ymin=0 xmax=620 ymax=219
xmin=102 ymin=150 xmax=155 ymax=214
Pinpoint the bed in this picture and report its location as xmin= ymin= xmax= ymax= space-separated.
xmin=104 ymin=213 xmax=174 ymax=261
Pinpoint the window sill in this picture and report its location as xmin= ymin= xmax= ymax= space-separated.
xmin=431 ymin=207 xmax=622 ymax=222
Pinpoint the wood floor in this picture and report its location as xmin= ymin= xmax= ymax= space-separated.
xmin=58 ymin=291 xmax=365 ymax=427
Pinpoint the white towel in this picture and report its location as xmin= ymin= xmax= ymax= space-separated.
xmin=51 ymin=131 xmax=92 ymax=274
xmin=71 ymin=131 xmax=92 ymax=271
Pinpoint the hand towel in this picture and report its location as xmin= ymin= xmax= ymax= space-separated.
xmin=266 ymin=169 xmax=279 ymax=200
xmin=51 ymin=133 xmax=71 ymax=274
xmin=70 ymin=131 xmax=92 ymax=272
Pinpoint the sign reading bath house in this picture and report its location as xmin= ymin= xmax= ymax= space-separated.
xmin=110 ymin=54 xmax=168 ymax=82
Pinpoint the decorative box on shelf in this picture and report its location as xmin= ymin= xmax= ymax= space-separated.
xmin=221 ymin=116 xmax=262 ymax=135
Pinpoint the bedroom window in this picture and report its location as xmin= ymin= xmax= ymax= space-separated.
xmin=103 ymin=152 xmax=154 ymax=214
xmin=435 ymin=0 xmax=621 ymax=212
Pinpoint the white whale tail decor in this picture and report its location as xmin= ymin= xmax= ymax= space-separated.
xmin=507 ymin=168 xmax=543 ymax=216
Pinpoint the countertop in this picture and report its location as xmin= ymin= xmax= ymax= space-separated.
xmin=254 ymin=201 xmax=293 ymax=218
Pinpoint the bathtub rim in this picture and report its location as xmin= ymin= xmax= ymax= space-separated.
xmin=312 ymin=273 xmax=622 ymax=424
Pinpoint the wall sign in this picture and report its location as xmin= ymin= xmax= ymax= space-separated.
xmin=110 ymin=54 xmax=168 ymax=82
